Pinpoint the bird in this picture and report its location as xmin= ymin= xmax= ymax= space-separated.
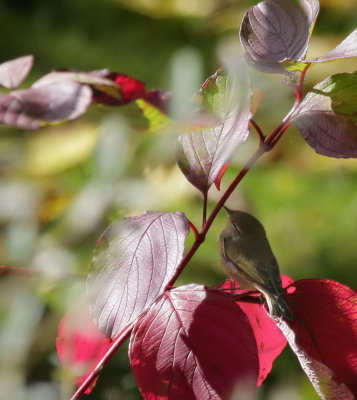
xmin=218 ymin=206 xmax=292 ymax=319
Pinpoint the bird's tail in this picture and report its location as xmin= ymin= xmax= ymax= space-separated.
xmin=266 ymin=292 xmax=293 ymax=320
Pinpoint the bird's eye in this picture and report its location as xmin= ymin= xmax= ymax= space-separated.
xmin=233 ymin=222 xmax=243 ymax=235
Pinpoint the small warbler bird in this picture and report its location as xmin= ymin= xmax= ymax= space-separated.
xmin=219 ymin=207 xmax=292 ymax=319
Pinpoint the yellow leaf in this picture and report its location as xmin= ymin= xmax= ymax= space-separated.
xmin=25 ymin=123 xmax=99 ymax=177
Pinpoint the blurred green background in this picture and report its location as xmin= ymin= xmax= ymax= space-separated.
xmin=0 ymin=0 xmax=356 ymax=399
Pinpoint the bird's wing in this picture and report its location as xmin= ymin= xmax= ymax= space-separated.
xmin=221 ymin=236 xmax=265 ymax=288
xmin=232 ymin=236 xmax=283 ymax=296
xmin=270 ymin=252 xmax=283 ymax=287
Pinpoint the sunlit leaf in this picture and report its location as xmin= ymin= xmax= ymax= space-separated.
xmin=32 ymin=70 xmax=115 ymax=89
xmin=129 ymin=284 xmax=259 ymax=400
xmin=279 ymin=60 xmax=311 ymax=72
xmin=87 ymin=211 xmax=190 ymax=339
xmin=135 ymin=98 xmax=172 ymax=132
xmin=219 ymin=275 xmax=293 ymax=386
xmin=0 ymin=55 xmax=34 ymax=89
xmin=176 ymin=71 xmax=251 ymax=193
xmin=291 ymin=72 xmax=357 ymax=158
xmin=309 ymin=29 xmax=357 ymax=63
xmin=240 ymin=0 xmax=319 ymax=73
xmin=311 ymin=71 xmax=357 ymax=117
xmin=277 ymin=279 xmax=357 ymax=398
xmin=280 ymin=29 xmax=357 ymax=71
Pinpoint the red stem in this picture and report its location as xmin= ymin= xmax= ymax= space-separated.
xmin=266 ymin=123 xmax=291 ymax=150
xmin=70 ymin=322 xmax=134 ymax=400
xmin=294 ymin=63 xmax=311 ymax=104
xmin=249 ymin=119 xmax=265 ymax=144
xmin=71 ymin=65 xmax=311 ymax=399
xmin=188 ymin=220 xmax=200 ymax=241
xmin=168 ymin=94 xmax=303 ymax=287
xmin=168 ymin=145 xmax=264 ymax=287
xmin=202 ymin=191 xmax=208 ymax=228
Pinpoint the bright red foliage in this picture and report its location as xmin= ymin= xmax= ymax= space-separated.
xmin=280 ymin=279 xmax=357 ymax=398
xmin=91 ymin=70 xmax=169 ymax=110
xmin=220 ymin=275 xmax=293 ymax=386
xmin=214 ymin=162 xmax=230 ymax=190
xmin=129 ymin=284 xmax=259 ymax=400
xmin=56 ymin=301 xmax=112 ymax=394
xmin=92 ymin=71 xmax=146 ymax=106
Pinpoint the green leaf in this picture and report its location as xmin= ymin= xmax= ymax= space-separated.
xmin=312 ymin=72 xmax=357 ymax=120
xmin=135 ymin=98 xmax=172 ymax=133
xmin=279 ymin=60 xmax=311 ymax=72
xmin=291 ymin=72 xmax=357 ymax=158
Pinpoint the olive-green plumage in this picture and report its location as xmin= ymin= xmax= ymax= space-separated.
xmin=219 ymin=207 xmax=292 ymax=319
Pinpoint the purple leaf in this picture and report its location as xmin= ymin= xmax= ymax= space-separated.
xmin=240 ymin=0 xmax=319 ymax=73
xmin=129 ymin=284 xmax=259 ymax=400
xmin=281 ymin=29 xmax=357 ymax=71
xmin=87 ymin=211 xmax=190 ymax=339
xmin=35 ymin=69 xmax=170 ymax=111
xmin=0 ymin=79 xmax=92 ymax=129
xmin=0 ymin=55 xmax=34 ymax=89
xmin=176 ymin=71 xmax=251 ymax=193
xmin=291 ymin=72 xmax=357 ymax=158
xmin=33 ymin=70 xmax=117 ymax=90
xmin=310 ymin=29 xmax=357 ymax=63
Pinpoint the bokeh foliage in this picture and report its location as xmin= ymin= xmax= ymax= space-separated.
xmin=0 ymin=0 xmax=356 ymax=399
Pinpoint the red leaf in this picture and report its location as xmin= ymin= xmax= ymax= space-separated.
xmin=214 ymin=162 xmax=230 ymax=191
xmin=129 ymin=284 xmax=259 ymax=400
xmin=56 ymin=300 xmax=112 ymax=394
xmin=281 ymin=274 xmax=295 ymax=288
xmin=91 ymin=70 xmax=147 ymax=106
xmin=220 ymin=278 xmax=289 ymax=386
xmin=276 ymin=279 xmax=357 ymax=398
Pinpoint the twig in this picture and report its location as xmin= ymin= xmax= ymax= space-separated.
xmin=168 ymin=98 xmax=300 ymax=287
xmin=168 ymin=146 xmax=264 ymax=287
xmin=293 ymin=63 xmax=311 ymax=104
xmin=202 ymin=191 xmax=208 ymax=228
xmin=70 ymin=322 xmax=134 ymax=400
xmin=188 ymin=220 xmax=200 ymax=242
xmin=267 ymin=123 xmax=291 ymax=150
xmin=249 ymin=119 xmax=265 ymax=144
